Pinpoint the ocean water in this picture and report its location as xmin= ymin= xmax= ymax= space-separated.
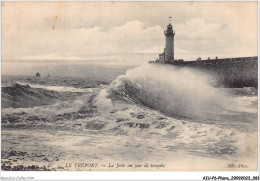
xmin=1 ymin=64 xmax=258 ymax=171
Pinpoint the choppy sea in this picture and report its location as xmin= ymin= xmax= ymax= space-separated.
xmin=1 ymin=64 xmax=258 ymax=171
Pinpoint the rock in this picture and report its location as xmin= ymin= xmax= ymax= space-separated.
xmin=136 ymin=115 xmax=145 ymax=119
xmin=124 ymin=122 xmax=150 ymax=129
xmin=18 ymin=165 xmax=24 ymax=170
xmin=167 ymin=126 xmax=175 ymax=131
xmin=130 ymin=112 xmax=135 ymax=117
xmin=73 ymin=124 xmax=82 ymax=126
xmin=9 ymin=150 xmax=16 ymax=156
xmin=156 ymin=122 xmax=169 ymax=129
xmin=110 ymin=110 xmax=117 ymax=114
xmin=84 ymin=121 xmax=106 ymax=130
xmin=137 ymin=123 xmax=150 ymax=129
xmin=116 ymin=118 xmax=125 ymax=122
xmin=157 ymin=117 xmax=166 ymax=120
xmin=125 ymin=122 xmax=134 ymax=128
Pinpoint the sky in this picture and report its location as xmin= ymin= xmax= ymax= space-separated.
xmin=1 ymin=1 xmax=258 ymax=76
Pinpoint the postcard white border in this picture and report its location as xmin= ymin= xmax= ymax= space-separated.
xmin=0 ymin=0 xmax=259 ymax=180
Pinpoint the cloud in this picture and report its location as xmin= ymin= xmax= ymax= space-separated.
xmin=3 ymin=19 xmax=164 ymax=61
xmin=2 ymin=1 xmax=258 ymax=65
xmin=173 ymin=15 xmax=257 ymax=60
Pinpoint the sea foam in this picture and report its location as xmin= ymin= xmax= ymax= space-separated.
xmin=107 ymin=64 xmax=256 ymax=119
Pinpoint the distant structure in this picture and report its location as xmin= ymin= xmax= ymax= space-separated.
xmin=150 ymin=18 xmax=258 ymax=88
xmin=159 ymin=17 xmax=175 ymax=63
xmin=36 ymin=72 xmax=40 ymax=77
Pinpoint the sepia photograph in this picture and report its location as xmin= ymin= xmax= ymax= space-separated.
xmin=1 ymin=0 xmax=258 ymax=178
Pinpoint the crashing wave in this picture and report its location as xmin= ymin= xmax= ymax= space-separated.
xmin=106 ymin=64 xmax=257 ymax=119
xmin=1 ymin=83 xmax=85 ymax=108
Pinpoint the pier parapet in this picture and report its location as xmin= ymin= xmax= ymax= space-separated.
xmin=168 ymin=56 xmax=258 ymax=88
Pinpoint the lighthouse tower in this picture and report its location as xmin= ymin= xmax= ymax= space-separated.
xmin=164 ymin=22 xmax=175 ymax=63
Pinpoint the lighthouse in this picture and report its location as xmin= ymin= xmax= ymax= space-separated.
xmin=157 ymin=18 xmax=175 ymax=63
xmin=164 ymin=23 xmax=175 ymax=63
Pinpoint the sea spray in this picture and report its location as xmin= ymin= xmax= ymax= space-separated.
xmin=106 ymin=64 xmax=255 ymax=119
